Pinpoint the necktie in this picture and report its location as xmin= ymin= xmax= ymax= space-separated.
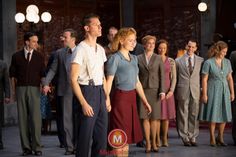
xmin=188 ymin=57 xmax=193 ymax=74
xmin=27 ymin=52 xmax=31 ymax=62
xmin=68 ymin=49 xmax=72 ymax=54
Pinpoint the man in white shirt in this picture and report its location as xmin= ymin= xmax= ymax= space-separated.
xmin=70 ymin=13 xmax=111 ymax=157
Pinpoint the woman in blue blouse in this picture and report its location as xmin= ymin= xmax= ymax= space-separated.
xmin=106 ymin=27 xmax=152 ymax=156
xmin=199 ymin=41 xmax=235 ymax=146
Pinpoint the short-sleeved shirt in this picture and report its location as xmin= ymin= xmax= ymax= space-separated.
xmin=106 ymin=51 xmax=139 ymax=91
xmin=71 ymin=41 xmax=107 ymax=86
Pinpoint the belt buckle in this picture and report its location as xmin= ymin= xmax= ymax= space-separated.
xmin=88 ymin=79 xmax=95 ymax=86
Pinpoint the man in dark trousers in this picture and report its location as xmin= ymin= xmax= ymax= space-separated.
xmin=9 ymin=32 xmax=45 ymax=156
xmin=70 ymin=13 xmax=111 ymax=157
xmin=0 ymin=60 xmax=10 ymax=149
xmin=42 ymin=28 xmax=77 ymax=155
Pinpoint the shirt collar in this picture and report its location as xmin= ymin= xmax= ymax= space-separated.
xmin=24 ymin=47 xmax=33 ymax=55
xmin=144 ymin=52 xmax=153 ymax=64
xmin=184 ymin=52 xmax=194 ymax=59
xmin=71 ymin=46 xmax=76 ymax=52
xmin=117 ymin=51 xmax=133 ymax=61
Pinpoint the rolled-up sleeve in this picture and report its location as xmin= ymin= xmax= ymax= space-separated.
xmin=71 ymin=45 xmax=84 ymax=65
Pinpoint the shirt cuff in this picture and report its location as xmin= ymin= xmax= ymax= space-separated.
xmin=159 ymin=92 xmax=165 ymax=96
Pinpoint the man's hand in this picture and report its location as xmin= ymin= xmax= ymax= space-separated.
xmin=105 ymin=97 xmax=111 ymax=112
xmin=4 ymin=98 xmax=10 ymax=104
xmin=82 ymin=103 xmax=94 ymax=117
xmin=160 ymin=94 xmax=165 ymax=101
xmin=43 ymin=85 xmax=51 ymax=95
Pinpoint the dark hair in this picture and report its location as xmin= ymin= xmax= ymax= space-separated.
xmin=24 ymin=32 xmax=37 ymax=42
xmin=188 ymin=38 xmax=198 ymax=47
xmin=81 ymin=13 xmax=100 ymax=27
xmin=63 ymin=28 xmax=77 ymax=40
xmin=108 ymin=26 xmax=118 ymax=34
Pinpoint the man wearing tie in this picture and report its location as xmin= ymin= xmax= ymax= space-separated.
xmin=9 ymin=32 xmax=45 ymax=156
xmin=175 ymin=39 xmax=203 ymax=146
xmin=43 ymin=29 xmax=77 ymax=155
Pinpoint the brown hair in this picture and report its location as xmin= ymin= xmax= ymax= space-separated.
xmin=157 ymin=39 xmax=169 ymax=56
xmin=63 ymin=28 xmax=77 ymax=40
xmin=141 ymin=35 xmax=156 ymax=45
xmin=108 ymin=26 xmax=118 ymax=34
xmin=207 ymin=41 xmax=228 ymax=58
xmin=111 ymin=27 xmax=136 ymax=52
xmin=81 ymin=13 xmax=100 ymax=27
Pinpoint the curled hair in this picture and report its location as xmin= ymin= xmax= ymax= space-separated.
xmin=207 ymin=41 xmax=228 ymax=58
xmin=142 ymin=35 xmax=156 ymax=45
xmin=111 ymin=27 xmax=136 ymax=52
xmin=157 ymin=39 xmax=169 ymax=56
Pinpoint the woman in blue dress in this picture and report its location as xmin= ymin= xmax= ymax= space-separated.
xmin=199 ymin=41 xmax=235 ymax=146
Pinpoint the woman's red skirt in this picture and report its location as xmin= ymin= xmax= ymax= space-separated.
xmin=109 ymin=89 xmax=143 ymax=144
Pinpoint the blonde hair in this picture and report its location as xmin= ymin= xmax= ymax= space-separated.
xmin=207 ymin=41 xmax=228 ymax=58
xmin=142 ymin=35 xmax=156 ymax=45
xmin=111 ymin=27 xmax=136 ymax=52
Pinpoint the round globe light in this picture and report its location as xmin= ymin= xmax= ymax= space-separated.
xmin=26 ymin=4 xmax=39 ymax=15
xmin=34 ymin=14 xmax=40 ymax=24
xmin=15 ymin=12 xmax=25 ymax=23
xmin=41 ymin=12 xmax=52 ymax=22
xmin=26 ymin=12 xmax=37 ymax=22
xmin=198 ymin=2 xmax=207 ymax=12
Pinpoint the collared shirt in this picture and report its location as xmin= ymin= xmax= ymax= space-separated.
xmin=24 ymin=47 xmax=34 ymax=61
xmin=144 ymin=52 xmax=153 ymax=65
xmin=184 ymin=52 xmax=195 ymax=68
xmin=71 ymin=41 xmax=106 ymax=86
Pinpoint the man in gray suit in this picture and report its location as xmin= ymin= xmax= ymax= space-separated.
xmin=175 ymin=39 xmax=203 ymax=146
xmin=230 ymin=50 xmax=236 ymax=145
xmin=0 ymin=60 xmax=10 ymax=149
xmin=43 ymin=28 xmax=77 ymax=155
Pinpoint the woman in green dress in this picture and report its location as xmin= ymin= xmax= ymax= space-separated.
xmin=199 ymin=41 xmax=235 ymax=146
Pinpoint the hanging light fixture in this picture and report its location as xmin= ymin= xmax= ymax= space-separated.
xmin=15 ymin=4 xmax=52 ymax=31
xmin=198 ymin=2 xmax=208 ymax=12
